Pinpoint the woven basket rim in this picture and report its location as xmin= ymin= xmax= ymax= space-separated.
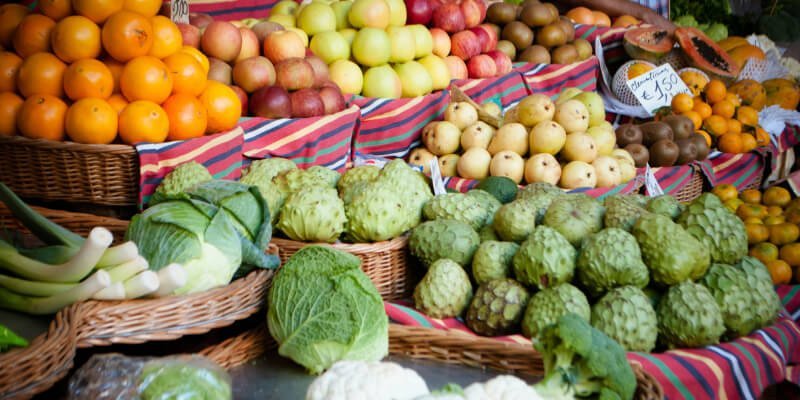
xmin=270 ymin=235 xmax=408 ymax=252
xmin=0 ymin=134 xmax=136 ymax=153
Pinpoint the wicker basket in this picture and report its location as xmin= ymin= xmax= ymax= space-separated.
xmin=674 ymin=168 xmax=705 ymax=203
xmin=0 ymin=135 xmax=139 ymax=206
xmin=199 ymin=324 xmax=276 ymax=370
xmin=0 ymin=305 xmax=81 ymax=400
xmin=271 ymin=236 xmax=413 ymax=301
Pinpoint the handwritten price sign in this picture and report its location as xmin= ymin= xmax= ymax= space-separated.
xmin=626 ymin=64 xmax=691 ymax=115
xmin=170 ymin=0 xmax=189 ymax=24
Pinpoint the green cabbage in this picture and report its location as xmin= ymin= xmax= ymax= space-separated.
xmin=267 ymin=246 xmax=388 ymax=374
xmin=138 ymin=359 xmax=232 ymax=400
xmin=125 ymin=200 xmax=242 ymax=295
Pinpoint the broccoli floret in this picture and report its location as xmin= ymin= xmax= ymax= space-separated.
xmin=533 ymin=314 xmax=637 ymax=400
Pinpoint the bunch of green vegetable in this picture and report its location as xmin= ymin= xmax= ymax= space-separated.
xmin=0 ymin=324 xmax=28 ymax=352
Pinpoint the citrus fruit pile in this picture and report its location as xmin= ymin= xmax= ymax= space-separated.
xmin=712 ymin=183 xmax=800 ymax=284
xmin=0 ymin=1 xmax=241 ymax=145
xmin=670 ymin=78 xmax=769 ymax=154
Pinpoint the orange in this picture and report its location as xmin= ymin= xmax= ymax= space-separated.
xmin=764 ymin=215 xmax=786 ymax=225
xmin=696 ymin=130 xmax=712 ymax=147
xmin=712 ymin=100 xmax=735 ymax=118
xmin=65 ymin=98 xmax=118 ymax=144
xmin=750 ymin=242 xmax=779 ymax=264
xmin=0 ymin=91 xmax=23 ymax=136
xmin=681 ymin=110 xmax=703 ymax=130
xmin=566 ymin=7 xmax=595 ymax=25
xmin=780 ymin=243 xmax=800 ymax=267
xmin=147 ymin=16 xmax=182 ymax=59
xmin=765 ymin=259 xmax=792 ymax=284
xmin=787 ymin=209 xmax=800 ymax=225
xmin=162 ymin=93 xmax=207 ymax=141
xmin=767 ymin=206 xmax=784 ymax=217
xmin=746 ymin=223 xmax=770 ymax=244
xmin=763 ymin=186 xmax=791 ymax=207
xmin=12 ymin=14 xmax=56 ymax=59
xmin=199 ymin=81 xmax=241 ymax=134
xmin=101 ymin=10 xmax=154 ymax=63
xmin=119 ymin=56 xmax=172 ymax=103
xmin=0 ymin=51 xmax=23 ymax=93
xmin=50 ymin=15 xmax=101 ymax=63
xmin=104 ymin=58 xmax=124 ymax=94
xmin=737 ymin=203 xmax=768 ymax=219
xmin=72 ymin=0 xmax=124 ymax=24
xmin=692 ymin=100 xmax=712 ymax=119
xmin=118 ymin=100 xmax=168 ymax=144
xmin=671 ymin=93 xmax=694 ymax=113
xmin=727 ymin=118 xmax=742 ymax=135
xmin=107 ymin=93 xmax=128 ymax=113
xmin=704 ymin=80 xmax=727 ymax=104
xmin=743 ymin=217 xmax=763 ymax=224
xmin=740 ymin=133 xmax=758 ymax=153
xmin=703 ymin=115 xmax=729 ymax=137
xmin=16 ymin=52 xmax=67 ymax=98
xmin=17 ymin=94 xmax=67 ymax=141
xmin=740 ymin=189 xmax=762 ymax=204
xmin=717 ymin=132 xmax=743 ymax=153
xmin=162 ymin=52 xmax=206 ymax=96
xmin=38 ymin=0 xmax=72 ymax=21
xmin=178 ymin=46 xmax=209 ymax=74
xmin=755 ymin=126 xmax=770 ymax=147
xmin=736 ymin=106 xmax=759 ymax=127
xmin=627 ymin=62 xmax=654 ymax=80
xmin=592 ymin=11 xmax=611 ymax=27
xmin=725 ymin=198 xmax=745 ymax=213
xmin=612 ymin=15 xmax=639 ymax=28
xmin=122 ymin=0 xmax=161 ymax=17
xmin=769 ymin=223 xmax=800 ymax=245
xmin=0 ymin=4 xmax=30 ymax=49
xmin=63 ymin=59 xmax=114 ymax=101
xmin=712 ymin=184 xmax=739 ymax=202
xmin=724 ymin=92 xmax=742 ymax=107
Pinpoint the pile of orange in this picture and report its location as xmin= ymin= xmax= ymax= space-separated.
xmin=0 ymin=1 xmax=240 ymax=145
xmin=712 ymin=184 xmax=800 ymax=284
xmin=565 ymin=7 xmax=612 ymax=27
xmin=670 ymin=79 xmax=769 ymax=154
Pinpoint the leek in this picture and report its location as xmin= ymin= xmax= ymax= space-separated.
xmin=123 ymin=271 xmax=160 ymax=299
xmin=104 ymin=256 xmax=148 ymax=283
xmin=0 ymin=270 xmax=111 ymax=314
xmin=92 ymin=283 xmax=125 ymax=300
xmin=0 ymin=273 xmax=76 ymax=297
xmin=152 ymin=263 xmax=187 ymax=297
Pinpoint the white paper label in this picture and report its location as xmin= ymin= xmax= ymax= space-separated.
xmin=644 ymin=164 xmax=664 ymax=196
xmin=353 ymin=151 xmax=390 ymax=168
xmin=429 ymin=158 xmax=447 ymax=196
xmin=625 ymin=64 xmax=691 ymax=115
xmin=170 ymin=0 xmax=189 ymax=24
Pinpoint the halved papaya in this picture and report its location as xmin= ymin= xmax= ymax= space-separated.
xmin=675 ymin=27 xmax=740 ymax=80
xmin=623 ymin=27 xmax=675 ymax=63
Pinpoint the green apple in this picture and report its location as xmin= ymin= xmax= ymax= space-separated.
xmin=348 ymin=0 xmax=390 ymax=29
xmin=352 ymin=28 xmax=391 ymax=67
xmin=268 ymin=14 xmax=295 ymax=28
xmin=338 ymin=28 xmax=357 ymax=45
xmin=271 ymin=0 xmax=298 ymax=15
xmin=330 ymin=1 xmax=353 ymax=30
xmin=407 ymin=24 xmax=433 ymax=59
xmin=363 ymin=65 xmax=402 ymax=98
xmin=286 ymin=27 xmax=309 ymax=47
xmin=394 ymin=61 xmax=432 ymax=97
xmin=330 ymin=59 xmax=364 ymax=95
xmin=310 ymin=31 xmax=350 ymax=64
xmin=417 ymin=55 xmax=450 ymax=91
xmin=386 ymin=26 xmax=415 ymax=63
xmin=297 ymin=2 xmax=337 ymax=36
xmin=384 ymin=0 xmax=407 ymax=26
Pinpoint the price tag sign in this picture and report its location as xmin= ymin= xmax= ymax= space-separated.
xmin=429 ymin=158 xmax=447 ymax=196
xmin=170 ymin=0 xmax=189 ymax=24
xmin=644 ymin=164 xmax=664 ymax=197
xmin=625 ymin=64 xmax=691 ymax=115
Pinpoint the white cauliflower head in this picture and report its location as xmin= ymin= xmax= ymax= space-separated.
xmin=306 ymin=360 xmax=430 ymax=400
xmin=463 ymin=376 xmax=544 ymax=400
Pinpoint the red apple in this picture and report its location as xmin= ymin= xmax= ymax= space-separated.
xmin=201 ymin=21 xmax=242 ymax=62
xmin=232 ymin=56 xmax=276 ymax=93
xmin=467 ymin=54 xmax=496 ymax=78
xmin=318 ymin=86 xmax=346 ymax=115
xmin=207 ymin=57 xmax=233 ymax=85
xmin=275 ymin=58 xmax=315 ymax=91
xmin=189 ymin=13 xmax=214 ymax=30
xmin=450 ymin=30 xmax=481 ymax=60
xmin=252 ymin=21 xmax=284 ymax=42
xmin=460 ymin=0 xmax=482 ymax=28
xmin=468 ymin=27 xmax=491 ymax=53
xmin=177 ymin=23 xmax=200 ymax=48
xmin=405 ymin=0 xmax=433 ymax=25
xmin=429 ymin=28 xmax=451 ymax=57
xmin=229 ymin=85 xmax=248 ymax=116
xmin=444 ymin=55 xmax=468 ymax=80
xmin=428 ymin=0 xmax=446 ymax=13
xmin=432 ymin=3 xmax=465 ymax=33
xmin=485 ymin=50 xmax=512 ymax=75
xmin=236 ymin=28 xmax=260 ymax=62
xmin=474 ymin=24 xmax=497 ymax=52
xmin=250 ymin=85 xmax=292 ymax=119
xmin=305 ymin=55 xmax=330 ymax=88
xmin=290 ymin=88 xmax=325 ymax=118
xmin=263 ymin=30 xmax=306 ymax=64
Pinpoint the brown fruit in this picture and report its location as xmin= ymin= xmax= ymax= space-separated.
xmin=674 ymin=137 xmax=697 ymax=165
xmin=615 ymin=123 xmax=643 ymax=146
xmin=649 ymin=139 xmax=679 ymax=167
xmin=518 ymin=45 xmax=550 ymax=64
xmin=624 ymin=143 xmax=649 ymax=167
xmin=536 ymin=23 xmax=566 ymax=48
xmin=556 ymin=16 xmax=575 ymax=42
xmin=486 ymin=2 xmax=518 ymax=25
xmin=550 ymin=44 xmax=578 ymax=64
xmin=640 ymin=121 xmax=674 ymax=147
xmin=502 ymin=21 xmax=534 ymax=51
xmin=572 ymin=38 xmax=593 ymax=60
xmin=691 ymin=133 xmax=710 ymax=160
xmin=519 ymin=3 xmax=554 ymax=27
xmin=661 ymin=114 xmax=694 ymax=140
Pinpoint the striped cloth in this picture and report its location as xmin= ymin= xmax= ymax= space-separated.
xmin=136 ymin=127 xmax=244 ymax=207
xmin=241 ymin=105 xmax=359 ymax=172
xmin=707 ymin=151 xmax=767 ymax=190
xmin=778 ymin=285 xmax=800 ymax=322
xmin=516 ymin=56 xmax=600 ymax=100
xmin=648 ymin=160 xmax=714 ymax=196
xmin=182 ymin=0 xmax=279 ymax=21
xmin=386 ymin=301 xmax=800 ymax=400
xmin=451 ymin=72 xmax=531 ymax=110
xmin=443 ymin=175 xmax=645 ymax=201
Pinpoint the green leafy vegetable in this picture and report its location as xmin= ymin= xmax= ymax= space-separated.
xmin=0 ymin=323 xmax=28 ymax=352
xmin=267 ymin=246 xmax=388 ymax=375
xmin=138 ymin=359 xmax=232 ymax=400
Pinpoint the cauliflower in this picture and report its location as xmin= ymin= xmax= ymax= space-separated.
xmin=463 ymin=376 xmax=544 ymax=400
xmin=306 ymin=360 xmax=429 ymax=400
xmin=780 ymin=57 xmax=800 ymax=81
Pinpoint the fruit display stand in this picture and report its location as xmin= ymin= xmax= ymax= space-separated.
xmin=644 ymin=161 xmax=713 ymax=202
xmin=386 ymin=301 xmax=800 ymax=400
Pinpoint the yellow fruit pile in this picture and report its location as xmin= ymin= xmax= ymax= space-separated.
xmin=0 ymin=1 xmax=240 ymax=145
xmin=712 ymin=184 xmax=800 ymax=284
xmin=671 ymin=79 xmax=769 ymax=154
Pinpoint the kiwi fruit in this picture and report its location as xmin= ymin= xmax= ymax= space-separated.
xmin=551 ymin=44 xmax=578 ymax=64
xmin=536 ymin=23 xmax=567 ymax=48
xmin=502 ymin=21 xmax=534 ymax=50
xmin=520 ymin=0 xmax=541 ymax=9
xmin=543 ymin=3 xmax=559 ymax=20
xmin=661 ymin=115 xmax=694 ymax=140
xmin=556 ymin=16 xmax=576 ymax=42
xmin=675 ymin=138 xmax=698 ymax=165
xmin=518 ymin=45 xmax=551 ymax=64
xmin=691 ymin=133 xmax=710 ymax=160
xmin=640 ymin=121 xmax=674 ymax=146
xmin=572 ymin=38 xmax=593 ymax=60
xmin=649 ymin=139 xmax=679 ymax=167
xmin=497 ymin=40 xmax=517 ymax=60
xmin=615 ymin=123 xmax=643 ymax=146
xmin=520 ymin=3 xmax=554 ymax=27
xmin=624 ymin=143 xmax=650 ymax=168
xmin=487 ymin=2 xmax=518 ymax=25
